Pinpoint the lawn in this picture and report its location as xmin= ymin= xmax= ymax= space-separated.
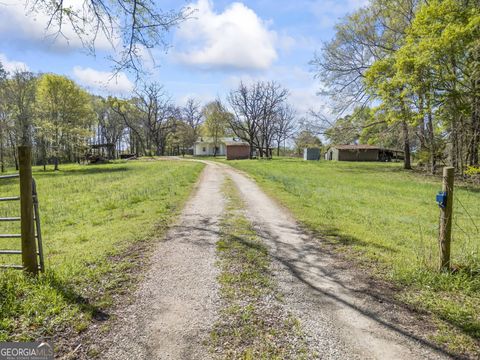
xmin=221 ymin=158 xmax=480 ymax=355
xmin=0 ymin=159 xmax=204 ymax=347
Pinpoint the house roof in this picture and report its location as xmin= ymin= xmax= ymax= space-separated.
xmin=330 ymin=144 xmax=403 ymax=153
xmin=224 ymin=140 xmax=249 ymax=146
xmin=195 ymin=137 xmax=235 ymax=144
xmin=333 ymin=144 xmax=381 ymax=150
xmin=195 ymin=137 xmax=249 ymax=146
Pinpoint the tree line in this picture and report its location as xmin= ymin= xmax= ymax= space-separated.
xmin=311 ymin=0 xmax=479 ymax=174
xmin=0 ymin=63 xmax=322 ymax=170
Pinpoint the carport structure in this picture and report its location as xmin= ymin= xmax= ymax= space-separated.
xmin=325 ymin=144 xmax=404 ymax=162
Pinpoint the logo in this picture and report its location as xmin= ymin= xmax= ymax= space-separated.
xmin=0 ymin=342 xmax=54 ymax=360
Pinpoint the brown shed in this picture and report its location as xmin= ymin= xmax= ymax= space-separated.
xmin=225 ymin=141 xmax=250 ymax=160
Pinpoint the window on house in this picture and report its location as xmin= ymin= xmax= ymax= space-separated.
xmin=203 ymin=147 xmax=206 ymax=152
xmin=215 ymin=146 xmax=219 ymax=152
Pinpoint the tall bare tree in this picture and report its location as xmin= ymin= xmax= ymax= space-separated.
xmin=24 ymin=0 xmax=194 ymax=75
xmin=132 ymin=82 xmax=175 ymax=155
xmin=182 ymin=98 xmax=204 ymax=148
xmin=227 ymin=81 xmax=289 ymax=158
xmin=92 ymin=96 xmax=127 ymax=158
xmin=274 ymin=104 xmax=297 ymax=156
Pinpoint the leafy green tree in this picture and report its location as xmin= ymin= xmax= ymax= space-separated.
xmin=312 ymin=0 xmax=422 ymax=170
xmin=1 ymin=70 xmax=37 ymax=170
xmin=36 ymin=74 xmax=94 ymax=170
xmin=92 ymin=96 xmax=127 ymax=159
xmin=166 ymin=119 xmax=194 ymax=156
xmin=294 ymin=130 xmax=322 ymax=155
xmin=365 ymin=56 xmax=414 ymax=169
xmin=395 ymin=0 xmax=480 ymax=171
xmin=5 ymin=70 xmax=37 ymax=147
xmin=325 ymin=107 xmax=376 ymax=145
xmin=109 ymin=97 xmax=146 ymax=156
xmin=202 ymin=101 xmax=231 ymax=157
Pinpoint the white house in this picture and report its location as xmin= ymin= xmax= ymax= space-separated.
xmin=193 ymin=137 xmax=237 ymax=156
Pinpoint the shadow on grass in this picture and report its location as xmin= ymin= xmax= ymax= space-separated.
xmin=459 ymin=184 xmax=480 ymax=194
xmin=43 ymin=272 xmax=110 ymax=322
xmin=335 ymin=164 xmax=406 ymax=174
xmin=273 ymin=223 xmax=478 ymax=356
xmin=174 ymin=217 xmax=471 ymax=359
xmin=33 ymin=166 xmax=130 ymax=178
xmin=310 ymin=225 xmax=400 ymax=254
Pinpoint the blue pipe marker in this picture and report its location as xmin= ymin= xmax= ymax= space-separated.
xmin=436 ymin=191 xmax=447 ymax=208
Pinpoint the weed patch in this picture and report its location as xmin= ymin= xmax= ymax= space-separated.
xmin=210 ymin=178 xmax=310 ymax=359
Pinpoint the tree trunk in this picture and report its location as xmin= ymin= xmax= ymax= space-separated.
xmin=450 ymin=124 xmax=458 ymax=170
xmin=426 ymin=104 xmax=436 ymax=174
xmin=470 ymin=78 xmax=479 ymax=166
xmin=42 ymin=140 xmax=47 ymax=171
xmin=418 ymin=94 xmax=427 ymax=152
xmin=401 ymin=120 xmax=412 ymax=170
xmin=53 ymin=156 xmax=59 ymax=171
xmin=8 ymin=132 xmax=18 ymax=170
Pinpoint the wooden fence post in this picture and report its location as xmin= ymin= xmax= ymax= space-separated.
xmin=439 ymin=166 xmax=454 ymax=271
xmin=18 ymin=146 xmax=38 ymax=275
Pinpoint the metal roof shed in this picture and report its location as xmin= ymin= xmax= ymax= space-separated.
xmin=304 ymin=148 xmax=321 ymax=161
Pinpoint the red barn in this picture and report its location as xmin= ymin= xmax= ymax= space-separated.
xmin=225 ymin=141 xmax=250 ymax=160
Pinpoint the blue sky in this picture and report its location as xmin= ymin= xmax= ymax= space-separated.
xmin=0 ymin=0 xmax=367 ymax=116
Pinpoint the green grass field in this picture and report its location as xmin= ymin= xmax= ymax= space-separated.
xmin=0 ymin=159 xmax=203 ymax=344
xmin=221 ymin=158 xmax=480 ymax=354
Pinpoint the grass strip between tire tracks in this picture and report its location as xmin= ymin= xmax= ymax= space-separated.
xmin=210 ymin=177 xmax=312 ymax=360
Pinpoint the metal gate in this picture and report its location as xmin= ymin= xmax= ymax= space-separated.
xmin=0 ymin=173 xmax=44 ymax=272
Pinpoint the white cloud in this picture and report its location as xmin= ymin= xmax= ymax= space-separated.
xmin=0 ymin=0 xmax=114 ymax=51
xmin=72 ymin=67 xmax=134 ymax=94
xmin=174 ymin=0 xmax=277 ymax=70
xmin=290 ymin=85 xmax=331 ymax=116
xmin=0 ymin=53 xmax=29 ymax=72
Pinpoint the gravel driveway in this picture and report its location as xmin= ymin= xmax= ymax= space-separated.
xmin=100 ymin=160 xmax=454 ymax=360
xmin=102 ymin=162 xmax=225 ymax=360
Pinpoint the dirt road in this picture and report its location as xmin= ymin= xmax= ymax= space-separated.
xmin=103 ymin=163 xmax=225 ymax=360
xmin=102 ymin=161 xmax=452 ymax=360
